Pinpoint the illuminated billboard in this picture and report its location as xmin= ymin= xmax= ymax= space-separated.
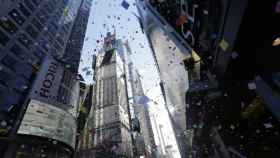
xmin=17 ymin=99 xmax=77 ymax=148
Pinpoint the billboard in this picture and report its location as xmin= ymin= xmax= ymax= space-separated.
xmin=17 ymin=99 xmax=77 ymax=148
xmin=30 ymin=56 xmax=80 ymax=117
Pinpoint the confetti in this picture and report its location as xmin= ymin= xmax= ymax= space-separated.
xmin=121 ymin=0 xmax=130 ymax=10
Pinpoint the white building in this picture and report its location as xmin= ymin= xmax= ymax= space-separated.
xmin=92 ymin=33 xmax=133 ymax=157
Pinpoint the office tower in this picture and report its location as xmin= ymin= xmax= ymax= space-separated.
xmin=125 ymin=42 xmax=157 ymax=157
xmin=64 ymin=0 xmax=93 ymax=73
xmin=139 ymin=0 xmax=280 ymax=157
xmin=0 ymin=0 xmax=92 ymax=157
xmin=92 ymin=33 xmax=133 ymax=158
xmin=136 ymin=1 xmax=190 ymax=157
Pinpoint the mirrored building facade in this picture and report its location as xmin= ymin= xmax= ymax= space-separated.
xmin=0 ymin=0 xmax=92 ymax=157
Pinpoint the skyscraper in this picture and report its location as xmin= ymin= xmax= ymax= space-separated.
xmin=136 ymin=1 xmax=190 ymax=157
xmin=64 ymin=0 xmax=93 ymax=73
xmin=124 ymin=42 xmax=158 ymax=158
xmin=0 ymin=0 xmax=92 ymax=157
xmin=92 ymin=33 xmax=133 ymax=158
xmin=138 ymin=0 xmax=280 ymax=157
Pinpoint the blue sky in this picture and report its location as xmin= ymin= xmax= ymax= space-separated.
xmin=78 ymin=0 xmax=181 ymax=156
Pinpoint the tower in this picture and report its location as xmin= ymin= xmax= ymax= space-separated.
xmin=92 ymin=33 xmax=133 ymax=157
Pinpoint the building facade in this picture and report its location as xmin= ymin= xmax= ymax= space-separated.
xmin=64 ymin=0 xmax=93 ymax=73
xmin=136 ymin=1 xmax=191 ymax=157
xmin=91 ymin=33 xmax=133 ymax=158
xmin=138 ymin=0 xmax=280 ymax=158
xmin=0 ymin=0 xmax=92 ymax=157
xmin=125 ymin=42 xmax=157 ymax=157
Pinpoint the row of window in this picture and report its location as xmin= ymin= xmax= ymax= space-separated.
xmin=0 ymin=0 xmax=73 ymax=136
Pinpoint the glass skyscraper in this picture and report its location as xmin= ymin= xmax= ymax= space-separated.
xmin=0 ymin=0 xmax=92 ymax=157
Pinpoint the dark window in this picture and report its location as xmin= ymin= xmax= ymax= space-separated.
xmin=18 ymin=3 xmax=31 ymax=17
xmin=38 ymin=38 xmax=50 ymax=52
xmin=0 ymin=16 xmax=18 ymax=34
xmin=63 ymin=0 xmax=69 ymax=6
xmin=13 ymin=76 xmax=30 ymax=93
xmin=2 ymin=55 xmax=18 ymax=72
xmin=47 ymin=2 xmax=55 ymax=11
xmin=24 ymin=0 xmax=35 ymax=10
xmin=25 ymin=25 xmax=39 ymax=39
xmin=10 ymin=44 xmax=27 ymax=60
xmin=0 ymin=69 xmax=12 ymax=87
xmin=48 ymin=25 xmax=56 ymax=36
xmin=53 ymin=41 xmax=62 ymax=51
xmin=53 ymin=14 xmax=60 ymax=22
xmin=18 ymin=33 xmax=33 ymax=49
xmin=32 ymin=18 xmax=43 ymax=31
xmin=44 ymin=3 xmax=53 ymax=13
xmin=0 ymin=30 xmax=9 ymax=46
xmin=56 ymin=37 xmax=65 ymax=46
xmin=31 ymin=0 xmax=41 ymax=6
xmin=61 ymin=25 xmax=68 ymax=34
xmin=45 ymin=31 xmax=54 ymax=42
xmin=8 ymin=9 xmax=25 ymax=25
xmin=33 ymin=46 xmax=45 ymax=59
xmin=36 ymin=10 xmax=48 ymax=24
xmin=50 ymin=21 xmax=59 ymax=31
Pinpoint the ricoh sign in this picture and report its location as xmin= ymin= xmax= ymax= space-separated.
xmin=30 ymin=57 xmax=65 ymax=107
xmin=39 ymin=61 xmax=59 ymax=98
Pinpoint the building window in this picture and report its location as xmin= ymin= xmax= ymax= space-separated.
xmin=17 ymin=3 xmax=31 ymax=18
xmin=25 ymin=24 xmax=39 ymax=39
xmin=10 ymin=44 xmax=27 ymax=60
xmin=53 ymin=41 xmax=62 ymax=52
xmin=0 ymin=69 xmax=12 ymax=87
xmin=31 ymin=18 xmax=43 ymax=31
xmin=33 ymin=46 xmax=45 ymax=59
xmin=18 ymin=33 xmax=33 ymax=49
xmin=8 ymin=9 xmax=25 ymax=25
xmin=0 ymin=30 xmax=9 ymax=46
xmin=1 ymin=55 xmax=18 ymax=72
xmin=45 ymin=31 xmax=54 ymax=42
xmin=24 ymin=0 xmax=35 ymax=11
xmin=0 ymin=16 xmax=18 ymax=34
xmin=36 ymin=9 xmax=48 ymax=24
xmin=38 ymin=38 xmax=50 ymax=52
xmin=48 ymin=26 xmax=56 ymax=37
xmin=56 ymin=35 xmax=65 ymax=46
xmin=44 ymin=3 xmax=53 ymax=13
xmin=31 ymin=0 xmax=41 ymax=6
xmin=50 ymin=21 xmax=59 ymax=31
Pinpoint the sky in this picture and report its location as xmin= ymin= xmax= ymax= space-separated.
xmin=78 ymin=0 xmax=181 ymax=157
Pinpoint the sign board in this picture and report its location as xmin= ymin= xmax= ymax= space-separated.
xmin=30 ymin=57 xmax=79 ymax=116
xmin=17 ymin=99 xmax=77 ymax=148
